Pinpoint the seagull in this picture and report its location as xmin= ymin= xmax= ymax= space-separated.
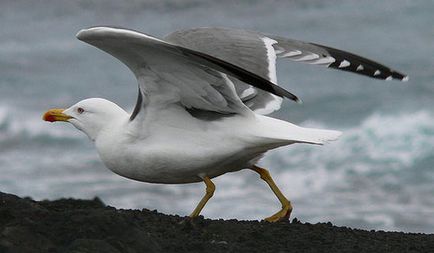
xmin=43 ymin=27 xmax=407 ymax=222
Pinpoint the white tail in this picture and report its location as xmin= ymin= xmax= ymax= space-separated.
xmin=253 ymin=115 xmax=342 ymax=145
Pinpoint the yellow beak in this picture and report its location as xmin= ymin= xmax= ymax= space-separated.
xmin=42 ymin=108 xmax=72 ymax=122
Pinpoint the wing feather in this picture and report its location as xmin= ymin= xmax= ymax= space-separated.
xmin=77 ymin=26 xmax=408 ymax=121
xmin=269 ymin=35 xmax=408 ymax=81
xmin=76 ymin=27 xmax=301 ymax=120
xmin=165 ymin=27 xmax=285 ymax=115
xmin=164 ymin=27 xmax=408 ymax=116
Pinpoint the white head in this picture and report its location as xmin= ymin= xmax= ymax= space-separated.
xmin=43 ymin=98 xmax=128 ymax=141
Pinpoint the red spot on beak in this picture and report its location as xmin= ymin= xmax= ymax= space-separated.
xmin=43 ymin=113 xmax=56 ymax=122
xmin=42 ymin=108 xmax=70 ymax=122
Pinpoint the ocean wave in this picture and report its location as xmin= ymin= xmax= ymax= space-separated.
xmin=257 ymin=110 xmax=434 ymax=205
xmin=267 ymin=110 xmax=434 ymax=171
xmin=254 ymin=110 xmax=434 ymax=231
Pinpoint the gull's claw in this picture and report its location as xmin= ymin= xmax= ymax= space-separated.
xmin=251 ymin=165 xmax=293 ymax=223
xmin=264 ymin=205 xmax=292 ymax=222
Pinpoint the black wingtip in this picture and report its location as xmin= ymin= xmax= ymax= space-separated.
xmin=309 ymin=43 xmax=408 ymax=83
xmin=272 ymin=84 xmax=301 ymax=104
xmin=296 ymin=97 xmax=303 ymax=104
xmin=387 ymin=71 xmax=409 ymax=82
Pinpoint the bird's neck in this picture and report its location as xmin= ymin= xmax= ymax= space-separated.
xmin=90 ymin=108 xmax=129 ymax=143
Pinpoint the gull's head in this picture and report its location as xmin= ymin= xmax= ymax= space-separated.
xmin=43 ymin=98 xmax=127 ymax=141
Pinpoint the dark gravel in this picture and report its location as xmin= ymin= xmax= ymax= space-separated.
xmin=0 ymin=191 xmax=433 ymax=253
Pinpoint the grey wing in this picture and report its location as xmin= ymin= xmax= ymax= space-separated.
xmin=165 ymin=27 xmax=284 ymax=115
xmin=76 ymin=27 xmax=300 ymax=121
xmin=270 ymin=35 xmax=408 ymax=81
xmin=165 ymin=27 xmax=408 ymax=115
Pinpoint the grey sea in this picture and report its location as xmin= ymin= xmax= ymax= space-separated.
xmin=1 ymin=0 xmax=433 ymax=233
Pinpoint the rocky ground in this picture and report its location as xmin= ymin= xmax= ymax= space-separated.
xmin=0 ymin=191 xmax=433 ymax=253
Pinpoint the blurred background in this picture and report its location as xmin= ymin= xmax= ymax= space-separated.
xmin=1 ymin=0 xmax=433 ymax=233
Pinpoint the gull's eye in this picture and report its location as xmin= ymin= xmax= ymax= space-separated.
xmin=77 ymin=107 xmax=85 ymax=114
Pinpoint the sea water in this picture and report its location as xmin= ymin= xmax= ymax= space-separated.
xmin=1 ymin=0 xmax=433 ymax=233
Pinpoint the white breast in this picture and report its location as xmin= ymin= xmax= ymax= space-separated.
xmin=94 ymin=117 xmax=267 ymax=184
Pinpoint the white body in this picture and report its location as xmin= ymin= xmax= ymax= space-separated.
xmin=50 ymin=27 xmax=360 ymax=186
xmin=88 ymin=103 xmax=340 ymax=184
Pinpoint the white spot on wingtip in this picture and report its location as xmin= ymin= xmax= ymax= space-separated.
xmin=338 ymin=60 xmax=350 ymax=68
xmin=356 ymin=64 xmax=364 ymax=71
xmin=402 ymin=76 xmax=409 ymax=82
xmin=293 ymin=53 xmax=320 ymax=61
xmin=374 ymin=70 xmax=381 ymax=76
xmin=308 ymin=56 xmax=335 ymax=65
xmin=282 ymin=50 xmax=302 ymax=57
xmin=385 ymin=76 xmax=393 ymax=81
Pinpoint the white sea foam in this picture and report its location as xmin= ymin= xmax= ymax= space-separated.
xmin=252 ymin=111 xmax=434 ymax=231
xmin=274 ymin=110 xmax=434 ymax=170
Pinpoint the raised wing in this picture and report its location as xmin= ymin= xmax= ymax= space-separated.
xmin=165 ymin=27 xmax=284 ymax=115
xmin=164 ymin=27 xmax=408 ymax=116
xmin=269 ymin=35 xmax=408 ymax=81
xmin=76 ymin=27 xmax=300 ymax=121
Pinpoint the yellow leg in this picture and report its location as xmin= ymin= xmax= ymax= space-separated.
xmin=189 ymin=176 xmax=215 ymax=218
xmin=252 ymin=165 xmax=293 ymax=222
